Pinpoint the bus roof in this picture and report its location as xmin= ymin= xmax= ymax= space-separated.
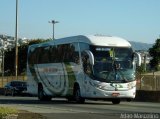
xmin=54 ymin=35 xmax=131 ymax=47
xmin=30 ymin=35 xmax=131 ymax=48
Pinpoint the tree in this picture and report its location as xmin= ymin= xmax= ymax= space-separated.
xmin=149 ymin=38 xmax=160 ymax=71
xmin=136 ymin=63 xmax=146 ymax=73
xmin=4 ymin=39 xmax=48 ymax=75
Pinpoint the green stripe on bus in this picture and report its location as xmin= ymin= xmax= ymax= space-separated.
xmin=64 ymin=62 xmax=76 ymax=96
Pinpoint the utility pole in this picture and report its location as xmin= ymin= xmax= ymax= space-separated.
xmin=49 ymin=20 xmax=59 ymax=40
xmin=15 ymin=0 xmax=18 ymax=80
xmin=143 ymin=54 xmax=147 ymax=72
xmin=1 ymin=35 xmax=6 ymax=87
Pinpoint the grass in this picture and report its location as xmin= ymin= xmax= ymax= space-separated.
xmin=0 ymin=107 xmax=18 ymax=119
xmin=0 ymin=107 xmax=44 ymax=119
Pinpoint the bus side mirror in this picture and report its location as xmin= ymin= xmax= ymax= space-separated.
xmin=134 ymin=52 xmax=141 ymax=66
xmin=84 ymin=50 xmax=94 ymax=65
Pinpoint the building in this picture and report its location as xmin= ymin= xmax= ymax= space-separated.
xmin=0 ymin=34 xmax=28 ymax=73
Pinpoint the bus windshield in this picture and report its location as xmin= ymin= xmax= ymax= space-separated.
xmin=90 ymin=46 xmax=135 ymax=83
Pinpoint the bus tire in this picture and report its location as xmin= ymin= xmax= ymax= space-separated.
xmin=45 ymin=96 xmax=52 ymax=101
xmin=126 ymin=98 xmax=132 ymax=102
xmin=74 ymin=85 xmax=85 ymax=104
xmin=38 ymin=84 xmax=45 ymax=101
xmin=112 ymin=99 xmax=120 ymax=104
xmin=67 ymin=96 xmax=74 ymax=102
xmin=38 ymin=84 xmax=52 ymax=101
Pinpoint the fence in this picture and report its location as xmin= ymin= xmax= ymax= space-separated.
xmin=136 ymin=74 xmax=160 ymax=91
xmin=0 ymin=76 xmax=26 ymax=88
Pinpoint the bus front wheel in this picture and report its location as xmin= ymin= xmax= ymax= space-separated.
xmin=74 ymin=85 xmax=85 ymax=103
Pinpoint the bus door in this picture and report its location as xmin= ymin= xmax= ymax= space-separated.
xmin=81 ymin=51 xmax=94 ymax=96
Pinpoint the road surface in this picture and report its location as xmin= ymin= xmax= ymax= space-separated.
xmin=0 ymin=96 xmax=159 ymax=119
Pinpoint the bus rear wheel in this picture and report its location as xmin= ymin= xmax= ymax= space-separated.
xmin=74 ymin=85 xmax=85 ymax=104
xmin=112 ymin=99 xmax=120 ymax=104
xmin=38 ymin=85 xmax=45 ymax=101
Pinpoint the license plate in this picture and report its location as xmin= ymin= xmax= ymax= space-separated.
xmin=112 ymin=93 xmax=119 ymax=97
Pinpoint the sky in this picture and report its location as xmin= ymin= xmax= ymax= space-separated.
xmin=0 ymin=0 xmax=160 ymax=44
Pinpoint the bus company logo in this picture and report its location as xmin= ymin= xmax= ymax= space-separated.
xmin=110 ymin=83 xmax=123 ymax=88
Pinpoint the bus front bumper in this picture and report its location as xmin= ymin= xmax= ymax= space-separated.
xmin=85 ymin=87 xmax=136 ymax=99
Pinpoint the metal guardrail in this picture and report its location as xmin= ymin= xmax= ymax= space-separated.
xmin=0 ymin=76 xmax=26 ymax=88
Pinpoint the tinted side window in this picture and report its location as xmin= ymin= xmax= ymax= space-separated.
xmin=79 ymin=43 xmax=89 ymax=53
xmin=28 ymin=47 xmax=37 ymax=65
xmin=29 ymin=43 xmax=81 ymax=64
xmin=49 ymin=46 xmax=57 ymax=63
xmin=61 ymin=44 xmax=70 ymax=62
xmin=48 ymin=43 xmax=80 ymax=64
xmin=41 ymin=46 xmax=50 ymax=63
xmin=72 ymin=43 xmax=80 ymax=64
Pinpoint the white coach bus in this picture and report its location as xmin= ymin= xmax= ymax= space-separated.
xmin=27 ymin=35 xmax=141 ymax=104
